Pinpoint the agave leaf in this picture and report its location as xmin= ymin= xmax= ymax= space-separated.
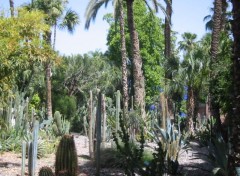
xmin=212 ymin=167 xmax=228 ymax=176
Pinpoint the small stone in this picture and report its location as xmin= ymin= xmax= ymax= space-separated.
xmin=6 ymin=163 xmax=13 ymax=168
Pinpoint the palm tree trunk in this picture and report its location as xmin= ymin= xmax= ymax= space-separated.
xmin=53 ymin=22 xmax=57 ymax=50
xmin=126 ymin=0 xmax=145 ymax=117
xmin=193 ymin=91 xmax=199 ymax=129
xmin=229 ymin=0 xmax=240 ymax=172
xmin=46 ymin=62 xmax=52 ymax=118
xmin=221 ymin=0 xmax=227 ymax=31
xmin=45 ymin=31 xmax=53 ymax=119
xmin=9 ymin=0 xmax=14 ymax=17
xmin=187 ymin=86 xmax=194 ymax=134
xmin=119 ymin=0 xmax=129 ymax=116
xmin=164 ymin=0 xmax=173 ymax=119
xmin=164 ymin=0 xmax=172 ymax=60
xmin=210 ymin=0 xmax=222 ymax=130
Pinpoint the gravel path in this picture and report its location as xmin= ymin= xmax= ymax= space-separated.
xmin=0 ymin=135 xmax=213 ymax=176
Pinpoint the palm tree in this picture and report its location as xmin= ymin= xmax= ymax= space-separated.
xmin=85 ymin=0 xmax=129 ymax=115
xmin=230 ymin=0 xmax=240 ymax=172
xmin=204 ymin=0 xmax=229 ymax=32
xmin=125 ymin=0 xmax=145 ymax=116
xmin=178 ymin=32 xmax=208 ymax=133
xmin=9 ymin=0 xmax=14 ymax=17
xmin=209 ymin=0 xmax=222 ymax=130
xmin=28 ymin=0 xmax=79 ymax=118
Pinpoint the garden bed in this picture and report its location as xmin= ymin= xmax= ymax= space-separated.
xmin=0 ymin=135 xmax=212 ymax=176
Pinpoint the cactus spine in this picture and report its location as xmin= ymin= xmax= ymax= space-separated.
xmin=55 ymin=135 xmax=78 ymax=176
xmin=38 ymin=166 xmax=54 ymax=176
xmin=28 ymin=120 xmax=39 ymax=176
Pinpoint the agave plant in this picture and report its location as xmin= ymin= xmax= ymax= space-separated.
xmin=208 ymin=134 xmax=228 ymax=176
xmin=148 ymin=118 xmax=184 ymax=174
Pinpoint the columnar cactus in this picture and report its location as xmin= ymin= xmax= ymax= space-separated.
xmin=38 ymin=166 xmax=54 ymax=176
xmin=28 ymin=120 xmax=39 ymax=176
xmin=55 ymin=135 xmax=78 ymax=176
xmin=88 ymin=90 xmax=94 ymax=159
xmin=21 ymin=141 xmax=26 ymax=176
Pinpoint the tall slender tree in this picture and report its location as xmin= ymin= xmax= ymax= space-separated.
xmin=230 ymin=0 xmax=240 ymax=172
xmin=85 ymin=0 xmax=129 ymax=115
xmin=164 ymin=0 xmax=172 ymax=59
xmin=28 ymin=0 xmax=79 ymax=118
xmin=9 ymin=0 xmax=14 ymax=17
xmin=209 ymin=0 xmax=222 ymax=130
xmin=125 ymin=0 xmax=145 ymax=116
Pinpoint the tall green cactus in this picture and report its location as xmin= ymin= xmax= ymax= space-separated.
xmin=52 ymin=111 xmax=70 ymax=136
xmin=55 ymin=135 xmax=78 ymax=176
xmin=21 ymin=141 xmax=26 ymax=176
xmin=38 ymin=166 xmax=54 ymax=176
xmin=101 ymin=94 xmax=106 ymax=148
xmin=28 ymin=120 xmax=39 ymax=176
xmin=96 ymin=92 xmax=102 ymax=176
xmin=88 ymin=90 xmax=94 ymax=159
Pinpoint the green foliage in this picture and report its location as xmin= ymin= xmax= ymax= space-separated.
xmin=143 ymin=142 xmax=166 ymax=176
xmin=208 ymin=135 xmax=228 ymax=176
xmin=196 ymin=116 xmax=216 ymax=146
xmin=53 ymin=95 xmax=77 ymax=120
xmin=55 ymin=134 xmax=78 ymax=176
xmin=113 ymin=113 xmax=145 ymax=175
xmin=70 ymin=106 xmax=87 ymax=133
xmin=0 ymin=8 xmax=54 ymax=97
xmin=148 ymin=118 xmax=182 ymax=174
xmin=105 ymin=1 xmax=165 ymax=104
xmin=38 ymin=166 xmax=54 ymax=176
xmin=63 ymin=53 xmax=120 ymax=94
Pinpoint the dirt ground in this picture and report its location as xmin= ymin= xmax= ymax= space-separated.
xmin=0 ymin=135 xmax=213 ymax=176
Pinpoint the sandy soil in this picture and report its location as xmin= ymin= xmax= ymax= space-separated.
xmin=0 ymin=135 xmax=213 ymax=176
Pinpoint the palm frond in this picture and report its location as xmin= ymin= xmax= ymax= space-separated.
xmin=85 ymin=0 xmax=111 ymax=29
xmin=59 ymin=9 xmax=80 ymax=33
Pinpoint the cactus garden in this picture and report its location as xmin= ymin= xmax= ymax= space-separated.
xmin=1 ymin=0 xmax=240 ymax=176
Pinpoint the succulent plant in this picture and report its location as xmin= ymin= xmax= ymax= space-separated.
xmin=38 ymin=166 xmax=54 ymax=176
xmin=55 ymin=135 xmax=78 ymax=176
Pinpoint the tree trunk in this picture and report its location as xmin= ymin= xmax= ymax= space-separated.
xmin=46 ymin=62 xmax=52 ymax=119
xmin=193 ymin=91 xmax=199 ymax=129
xmin=164 ymin=0 xmax=172 ymax=60
xmin=45 ymin=31 xmax=53 ymax=119
xmin=9 ymin=0 xmax=14 ymax=17
xmin=164 ymin=0 xmax=173 ymax=118
xmin=119 ymin=0 xmax=129 ymax=116
xmin=230 ymin=0 xmax=240 ymax=172
xmin=221 ymin=0 xmax=227 ymax=31
xmin=187 ymin=86 xmax=194 ymax=134
xmin=210 ymin=0 xmax=222 ymax=130
xmin=53 ymin=22 xmax=57 ymax=50
xmin=126 ymin=0 xmax=145 ymax=117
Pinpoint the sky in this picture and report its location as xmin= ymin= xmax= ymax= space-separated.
xmin=0 ymin=0 xmax=213 ymax=55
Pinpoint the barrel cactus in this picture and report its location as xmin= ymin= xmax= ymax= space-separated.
xmin=38 ymin=166 xmax=54 ymax=176
xmin=55 ymin=135 xmax=78 ymax=176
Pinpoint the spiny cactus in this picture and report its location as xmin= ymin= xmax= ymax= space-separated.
xmin=38 ymin=166 xmax=54 ymax=176
xmin=28 ymin=121 xmax=39 ymax=176
xmin=55 ymin=135 xmax=78 ymax=176
xmin=53 ymin=111 xmax=70 ymax=136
